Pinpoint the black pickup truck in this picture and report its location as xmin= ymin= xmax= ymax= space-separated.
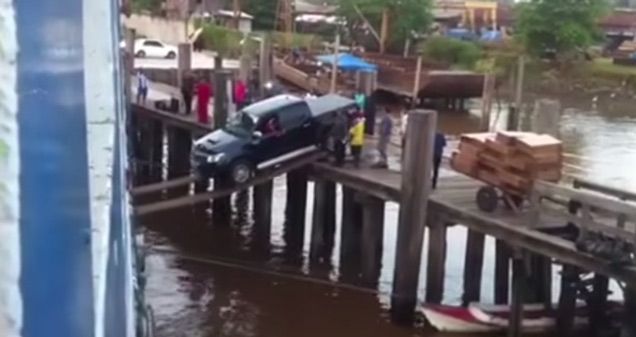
xmin=191 ymin=94 xmax=358 ymax=184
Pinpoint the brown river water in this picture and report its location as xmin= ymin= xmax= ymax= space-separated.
xmin=143 ymin=92 xmax=636 ymax=337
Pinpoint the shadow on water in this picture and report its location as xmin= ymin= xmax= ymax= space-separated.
xmin=143 ymin=93 xmax=636 ymax=337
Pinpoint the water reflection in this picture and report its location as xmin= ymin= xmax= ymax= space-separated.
xmin=144 ymin=92 xmax=636 ymax=337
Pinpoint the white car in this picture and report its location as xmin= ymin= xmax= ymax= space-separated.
xmin=120 ymin=39 xmax=178 ymax=59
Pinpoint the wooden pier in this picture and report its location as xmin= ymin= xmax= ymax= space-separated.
xmin=124 ymin=36 xmax=636 ymax=336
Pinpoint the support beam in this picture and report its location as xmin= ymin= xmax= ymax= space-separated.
xmin=508 ymin=251 xmax=527 ymax=337
xmin=425 ymin=213 xmax=447 ymax=304
xmin=494 ymin=239 xmax=511 ymax=304
xmin=253 ymin=179 xmax=273 ymax=251
xmin=149 ymin=120 xmax=164 ymax=183
xmin=340 ymin=186 xmax=363 ymax=280
xmin=284 ymin=169 xmax=308 ymax=259
xmin=391 ymin=109 xmax=437 ymax=325
xmin=310 ymin=179 xmax=336 ymax=262
xmin=622 ymin=284 xmax=636 ymax=337
xmin=212 ymin=69 xmax=232 ymax=224
xmin=177 ymin=43 xmax=192 ymax=90
xmin=462 ymin=230 xmax=485 ymax=305
xmin=557 ymin=264 xmax=579 ymax=335
xmin=360 ymin=193 xmax=385 ymax=287
xmin=589 ymin=273 xmax=609 ymax=335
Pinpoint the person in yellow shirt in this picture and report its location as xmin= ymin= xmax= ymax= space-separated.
xmin=349 ymin=114 xmax=365 ymax=168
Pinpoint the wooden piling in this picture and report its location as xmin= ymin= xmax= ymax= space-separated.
xmin=508 ymin=251 xmax=527 ymax=337
xmin=391 ymin=109 xmax=437 ymax=325
xmin=284 ymin=169 xmax=308 ymax=256
xmin=137 ymin=119 xmax=152 ymax=185
xmin=253 ymin=179 xmax=273 ymax=250
xmin=167 ymin=128 xmax=191 ymax=196
xmin=622 ymin=284 xmax=636 ymax=337
xmin=557 ymin=264 xmax=580 ymax=335
xmin=212 ymin=69 xmax=232 ymax=224
xmin=149 ymin=121 xmax=164 ymax=183
xmin=360 ymin=193 xmax=385 ymax=287
xmin=527 ymin=255 xmax=552 ymax=306
xmin=177 ymin=43 xmax=191 ymax=90
xmin=462 ymin=230 xmax=485 ymax=305
xmin=494 ymin=240 xmax=511 ymax=304
xmin=589 ymin=273 xmax=609 ymax=335
xmin=425 ymin=213 xmax=447 ymax=304
xmin=310 ymin=179 xmax=336 ymax=262
xmin=339 ymin=186 xmax=363 ymax=279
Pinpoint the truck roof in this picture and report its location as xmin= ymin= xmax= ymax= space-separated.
xmin=243 ymin=95 xmax=303 ymax=117
xmin=306 ymin=94 xmax=357 ymax=116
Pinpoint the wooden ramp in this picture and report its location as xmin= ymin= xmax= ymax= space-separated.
xmin=312 ymin=163 xmax=636 ymax=284
xmin=134 ymin=151 xmax=324 ymax=216
xmin=130 ymin=175 xmax=198 ymax=197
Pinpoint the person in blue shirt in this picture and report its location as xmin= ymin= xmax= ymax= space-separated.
xmin=375 ymin=108 xmax=393 ymax=168
xmin=432 ymin=132 xmax=446 ymax=189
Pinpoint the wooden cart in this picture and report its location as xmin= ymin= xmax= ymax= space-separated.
xmin=450 ymin=131 xmax=563 ymax=213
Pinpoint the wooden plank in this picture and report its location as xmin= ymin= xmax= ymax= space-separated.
xmin=574 ymin=178 xmax=636 ymax=202
xmin=538 ymin=203 xmax=634 ymax=241
xmin=131 ymin=175 xmax=198 ymax=197
xmin=534 ymin=181 xmax=636 ymax=222
xmin=135 ymin=151 xmax=323 ymax=215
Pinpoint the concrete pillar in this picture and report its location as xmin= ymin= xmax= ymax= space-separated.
xmin=391 ymin=110 xmax=437 ymax=324
xmin=310 ymin=179 xmax=336 ymax=262
xmin=532 ymin=99 xmax=561 ymax=137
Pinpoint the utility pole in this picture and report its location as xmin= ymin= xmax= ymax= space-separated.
xmin=233 ymin=0 xmax=241 ymax=30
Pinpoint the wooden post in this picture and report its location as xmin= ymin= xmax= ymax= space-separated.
xmin=589 ymin=273 xmax=610 ymax=335
xmin=149 ymin=121 xmax=164 ymax=183
xmin=425 ymin=212 xmax=447 ymax=304
xmin=480 ymin=73 xmax=495 ymax=132
xmin=360 ymin=193 xmax=385 ymax=287
xmin=339 ymin=186 xmax=363 ymax=280
xmin=391 ymin=109 xmax=437 ymax=324
xmin=526 ymin=255 xmax=552 ymax=306
xmin=411 ymin=56 xmax=423 ymax=108
xmin=508 ymin=251 xmax=527 ymax=337
xmin=167 ymin=128 xmax=191 ymax=196
xmin=532 ymin=99 xmax=561 ymax=138
xmin=212 ymin=69 xmax=233 ymax=224
xmin=137 ymin=119 xmax=152 ymax=185
xmin=557 ymin=264 xmax=579 ymax=335
xmin=462 ymin=230 xmax=485 ymax=305
xmin=177 ymin=43 xmax=192 ymax=90
xmin=330 ymin=34 xmax=340 ymax=94
xmin=622 ymin=284 xmax=636 ymax=337
xmin=494 ymin=240 xmax=511 ymax=304
xmin=379 ymin=9 xmax=389 ymax=53
xmin=514 ymin=55 xmax=525 ymax=113
xmin=258 ymin=33 xmax=272 ymax=98
xmin=284 ymin=169 xmax=308 ymax=256
xmin=310 ymin=179 xmax=336 ymax=262
xmin=253 ymin=179 xmax=273 ymax=250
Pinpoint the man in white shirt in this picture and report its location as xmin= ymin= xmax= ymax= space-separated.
xmin=136 ymin=71 xmax=148 ymax=105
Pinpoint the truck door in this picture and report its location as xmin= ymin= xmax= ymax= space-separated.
xmin=252 ymin=112 xmax=287 ymax=165
xmin=277 ymin=103 xmax=312 ymax=153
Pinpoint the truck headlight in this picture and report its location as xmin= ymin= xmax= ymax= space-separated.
xmin=206 ymin=153 xmax=225 ymax=163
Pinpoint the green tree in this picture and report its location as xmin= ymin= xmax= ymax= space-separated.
xmin=201 ymin=23 xmax=244 ymax=57
xmin=240 ymin=0 xmax=277 ymax=31
xmin=515 ymin=0 xmax=607 ymax=58
xmin=419 ymin=36 xmax=483 ymax=69
xmin=338 ymin=0 xmax=432 ymax=50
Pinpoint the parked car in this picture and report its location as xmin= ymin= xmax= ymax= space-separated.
xmin=127 ymin=39 xmax=178 ymax=59
xmin=191 ymin=94 xmax=358 ymax=184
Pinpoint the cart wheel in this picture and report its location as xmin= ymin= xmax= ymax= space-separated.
xmin=476 ymin=186 xmax=499 ymax=213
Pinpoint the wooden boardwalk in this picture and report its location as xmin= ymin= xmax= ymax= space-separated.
xmin=313 ymin=163 xmax=636 ymax=284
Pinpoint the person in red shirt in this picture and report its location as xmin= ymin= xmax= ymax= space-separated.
xmin=233 ymin=79 xmax=247 ymax=110
xmin=194 ymin=78 xmax=213 ymax=124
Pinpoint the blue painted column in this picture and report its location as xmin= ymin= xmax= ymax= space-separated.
xmin=16 ymin=0 xmax=95 ymax=336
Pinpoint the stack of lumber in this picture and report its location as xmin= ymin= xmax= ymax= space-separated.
xmin=450 ymin=131 xmax=563 ymax=195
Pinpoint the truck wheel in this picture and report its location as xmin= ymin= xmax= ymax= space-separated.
xmin=229 ymin=159 xmax=253 ymax=185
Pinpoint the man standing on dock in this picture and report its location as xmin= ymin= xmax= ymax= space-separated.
xmin=136 ymin=70 xmax=148 ymax=105
xmin=181 ymin=71 xmax=194 ymax=115
xmin=432 ymin=131 xmax=447 ymax=189
xmin=375 ymin=108 xmax=392 ymax=168
xmin=194 ymin=77 xmax=212 ymax=124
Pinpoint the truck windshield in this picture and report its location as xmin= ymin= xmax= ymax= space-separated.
xmin=225 ymin=111 xmax=256 ymax=137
